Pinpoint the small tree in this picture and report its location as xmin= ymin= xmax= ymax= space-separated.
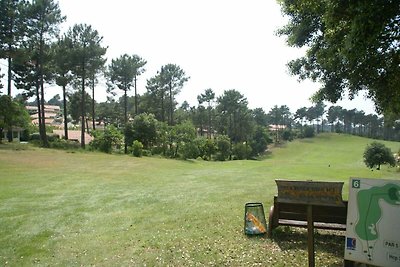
xmin=363 ymin=142 xmax=396 ymax=170
xmin=303 ymin=126 xmax=315 ymax=138
xmin=215 ymin=135 xmax=231 ymax=161
xmin=233 ymin=142 xmax=252 ymax=160
xmin=196 ymin=137 xmax=216 ymax=160
xmin=89 ymin=125 xmax=123 ymax=153
xmin=181 ymin=141 xmax=200 ymax=160
xmin=132 ymin=140 xmax=143 ymax=157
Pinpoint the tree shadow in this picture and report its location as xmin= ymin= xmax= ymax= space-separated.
xmin=272 ymin=227 xmax=344 ymax=258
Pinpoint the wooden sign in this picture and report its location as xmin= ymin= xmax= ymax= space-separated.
xmin=276 ymin=180 xmax=344 ymax=207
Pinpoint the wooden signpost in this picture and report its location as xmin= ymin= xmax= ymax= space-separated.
xmin=275 ymin=180 xmax=345 ymax=267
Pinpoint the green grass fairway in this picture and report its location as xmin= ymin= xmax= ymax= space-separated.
xmin=1 ymin=133 xmax=399 ymax=266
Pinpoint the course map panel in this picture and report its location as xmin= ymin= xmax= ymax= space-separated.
xmin=345 ymin=178 xmax=400 ymax=267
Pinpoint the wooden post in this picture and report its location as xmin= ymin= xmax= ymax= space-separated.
xmin=307 ymin=205 xmax=315 ymax=267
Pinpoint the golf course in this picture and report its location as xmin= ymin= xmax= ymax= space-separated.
xmin=1 ymin=133 xmax=399 ymax=266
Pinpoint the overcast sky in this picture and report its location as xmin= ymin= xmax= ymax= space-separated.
xmin=2 ymin=0 xmax=377 ymax=114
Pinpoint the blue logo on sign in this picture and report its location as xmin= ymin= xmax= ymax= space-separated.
xmin=346 ymin=237 xmax=356 ymax=250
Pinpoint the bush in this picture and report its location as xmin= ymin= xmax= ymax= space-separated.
xmin=195 ymin=137 xmax=216 ymax=160
xmin=50 ymin=138 xmax=80 ymax=150
xmin=250 ymin=126 xmax=272 ymax=156
xmin=215 ymin=135 xmax=231 ymax=161
xmin=233 ymin=142 xmax=252 ymax=160
xmin=47 ymin=133 xmax=60 ymax=142
xmin=181 ymin=141 xmax=200 ymax=160
xmin=89 ymin=125 xmax=123 ymax=153
xmin=29 ymin=132 xmax=60 ymax=142
xmin=282 ymin=129 xmax=294 ymax=141
xmin=363 ymin=142 xmax=396 ymax=170
xmin=30 ymin=133 xmax=41 ymax=141
xmin=132 ymin=140 xmax=144 ymax=157
xmin=303 ymin=126 xmax=315 ymax=138
xmin=142 ymin=149 xmax=152 ymax=157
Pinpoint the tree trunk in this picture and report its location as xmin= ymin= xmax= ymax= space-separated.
xmin=62 ymin=84 xmax=68 ymax=140
xmin=169 ymin=81 xmax=173 ymax=126
xmin=40 ymin=75 xmax=48 ymax=147
xmin=81 ymin=64 xmax=86 ymax=148
xmin=161 ymin=92 xmax=165 ymax=123
xmin=85 ymin=118 xmax=89 ymax=133
xmin=7 ymin=54 xmax=12 ymax=96
xmin=92 ymin=74 xmax=95 ymax=131
xmin=208 ymin=105 xmax=212 ymax=139
xmin=38 ymin=30 xmax=48 ymax=147
xmin=35 ymin=67 xmax=42 ymax=143
xmin=124 ymin=89 xmax=128 ymax=154
xmin=134 ymin=76 xmax=138 ymax=115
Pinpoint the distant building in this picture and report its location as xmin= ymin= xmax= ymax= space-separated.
xmin=26 ymin=105 xmax=62 ymax=126
xmin=2 ymin=127 xmax=25 ymax=142
xmin=269 ymin=124 xmax=287 ymax=132
xmin=53 ymin=130 xmax=93 ymax=144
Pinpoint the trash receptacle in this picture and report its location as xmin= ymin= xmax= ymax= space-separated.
xmin=244 ymin=202 xmax=267 ymax=235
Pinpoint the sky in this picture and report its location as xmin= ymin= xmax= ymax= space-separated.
xmin=2 ymin=0 xmax=377 ymax=114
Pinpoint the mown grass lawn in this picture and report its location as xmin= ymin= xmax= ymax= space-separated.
xmin=0 ymin=133 xmax=399 ymax=266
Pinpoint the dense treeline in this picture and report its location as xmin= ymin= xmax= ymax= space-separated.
xmin=11 ymin=89 xmax=400 ymax=160
xmin=1 ymin=0 xmax=399 ymax=160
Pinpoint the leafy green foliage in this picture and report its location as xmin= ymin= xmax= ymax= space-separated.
xmin=250 ymin=126 xmax=271 ymax=156
xmin=68 ymin=91 xmax=92 ymax=124
xmin=282 ymin=129 xmax=294 ymax=141
xmin=169 ymin=121 xmax=197 ymax=158
xmin=0 ymin=95 xmax=31 ymax=142
xmin=216 ymin=90 xmax=253 ymax=143
xmin=49 ymin=138 xmax=80 ymax=150
xmin=215 ymin=134 xmax=231 ymax=161
xmin=232 ymin=142 xmax=252 ymax=160
xmin=89 ymin=125 xmax=123 ymax=153
xmin=107 ymin=54 xmax=147 ymax=153
xmin=66 ymin=23 xmax=107 ymax=147
xmin=129 ymin=113 xmax=158 ymax=149
xmin=195 ymin=137 xmax=216 ymax=160
xmin=132 ymin=140 xmax=143 ymax=157
xmin=363 ymin=142 xmax=396 ymax=170
xmin=278 ymin=0 xmax=400 ymax=114
xmin=159 ymin=64 xmax=190 ymax=125
xmin=302 ymin=126 xmax=315 ymax=138
xmin=180 ymin=141 xmax=199 ymax=160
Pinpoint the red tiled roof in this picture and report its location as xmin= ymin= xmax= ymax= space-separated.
xmin=53 ymin=130 xmax=93 ymax=144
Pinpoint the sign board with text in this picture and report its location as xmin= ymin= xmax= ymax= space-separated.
xmin=275 ymin=180 xmax=344 ymax=207
xmin=344 ymin=178 xmax=400 ymax=267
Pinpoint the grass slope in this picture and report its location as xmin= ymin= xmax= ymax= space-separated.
xmin=0 ymin=133 xmax=399 ymax=266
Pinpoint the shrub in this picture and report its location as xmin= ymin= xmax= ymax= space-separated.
xmin=132 ymin=140 xmax=144 ymax=157
xmin=30 ymin=132 xmax=60 ymax=142
xmin=282 ymin=129 xmax=294 ymax=141
xmin=195 ymin=137 xmax=216 ymax=160
xmin=363 ymin=142 xmax=396 ymax=170
xmin=233 ymin=142 xmax=252 ymax=160
xmin=47 ymin=133 xmax=60 ymax=142
xmin=215 ymin=135 xmax=231 ymax=161
xmin=50 ymin=139 xmax=80 ymax=150
xmin=89 ymin=125 xmax=123 ymax=153
xmin=30 ymin=133 xmax=41 ymax=141
xmin=250 ymin=126 xmax=272 ymax=156
xmin=142 ymin=149 xmax=152 ymax=157
xmin=181 ymin=141 xmax=200 ymax=160
xmin=303 ymin=126 xmax=315 ymax=138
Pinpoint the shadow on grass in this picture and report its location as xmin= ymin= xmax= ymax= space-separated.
xmin=272 ymin=227 xmax=344 ymax=257
xmin=0 ymin=142 xmax=32 ymax=151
